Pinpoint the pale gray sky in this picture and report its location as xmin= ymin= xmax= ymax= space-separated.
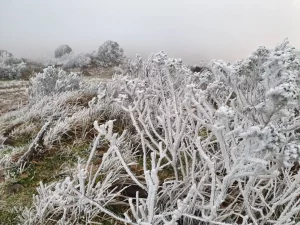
xmin=1 ymin=0 xmax=300 ymax=63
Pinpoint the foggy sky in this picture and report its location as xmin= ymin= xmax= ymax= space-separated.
xmin=1 ymin=0 xmax=300 ymax=64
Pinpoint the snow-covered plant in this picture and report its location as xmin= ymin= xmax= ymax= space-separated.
xmin=0 ymin=62 xmax=28 ymax=79
xmin=28 ymin=66 xmax=81 ymax=100
xmin=0 ymin=145 xmax=27 ymax=176
xmin=0 ymin=78 xmax=104 ymax=149
xmin=210 ymin=38 xmax=300 ymax=167
xmin=61 ymin=52 xmax=91 ymax=69
xmin=2 ymin=57 xmax=23 ymax=66
xmin=96 ymin=40 xmax=125 ymax=67
xmin=19 ymin=40 xmax=300 ymax=225
xmin=0 ymin=50 xmax=29 ymax=79
xmin=54 ymin=44 xmax=72 ymax=58
xmin=19 ymin=120 xmax=139 ymax=225
xmin=0 ymin=49 xmax=13 ymax=59
xmin=42 ymin=52 xmax=91 ymax=69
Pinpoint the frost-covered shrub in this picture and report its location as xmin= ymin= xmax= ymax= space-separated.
xmin=0 ymin=49 xmax=13 ymax=59
xmin=210 ymin=38 xmax=300 ymax=167
xmin=19 ymin=121 xmax=138 ymax=225
xmin=29 ymin=66 xmax=81 ymax=100
xmin=0 ymin=63 xmax=28 ymax=79
xmin=61 ymin=52 xmax=91 ymax=69
xmin=96 ymin=40 xmax=124 ymax=67
xmin=42 ymin=52 xmax=91 ymax=69
xmin=54 ymin=44 xmax=72 ymax=58
xmin=0 ymin=50 xmax=30 ymax=79
xmin=18 ymin=40 xmax=300 ymax=225
xmin=3 ymin=57 xmax=23 ymax=66
xmin=119 ymin=51 xmax=188 ymax=80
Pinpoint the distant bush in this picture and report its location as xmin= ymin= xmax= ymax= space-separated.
xmin=0 ymin=62 xmax=29 ymax=80
xmin=61 ymin=52 xmax=91 ymax=69
xmin=0 ymin=50 xmax=30 ymax=79
xmin=25 ymin=59 xmax=45 ymax=73
xmin=42 ymin=52 xmax=91 ymax=70
xmin=41 ymin=41 xmax=124 ymax=69
xmin=96 ymin=40 xmax=124 ymax=67
xmin=29 ymin=66 xmax=81 ymax=100
xmin=2 ymin=57 xmax=23 ymax=66
xmin=0 ymin=49 xmax=13 ymax=59
xmin=54 ymin=45 xmax=72 ymax=58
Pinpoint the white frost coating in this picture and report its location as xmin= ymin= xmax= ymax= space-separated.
xmin=0 ymin=49 xmax=28 ymax=79
xmin=17 ymin=40 xmax=300 ymax=224
xmin=28 ymin=66 xmax=81 ymax=100
xmin=54 ymin=45 xmax=72 ymax=58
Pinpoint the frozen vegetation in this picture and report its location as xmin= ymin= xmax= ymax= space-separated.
xmin=0 ymin=40 xmax=125 ymax=81
xmin=1 ymin=39 xmax=300 ymax=224
xmin=41 ymin=40 xmax=125 ymax=70
xmin=54 ymin=45 xmax=73 ymax=59
xmin=0 ymin=50 xmax=31 ymax=80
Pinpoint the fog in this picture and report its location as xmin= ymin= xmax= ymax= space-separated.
xmin=1 ymin=0 xmax=300 ymax=63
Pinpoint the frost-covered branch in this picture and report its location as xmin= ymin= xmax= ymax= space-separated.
xmin=19 ymin=40 xmax=300 ymax=224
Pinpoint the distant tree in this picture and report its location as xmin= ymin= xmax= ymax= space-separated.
xmin=97 ymin=40 xmax=124 ymax=67
xmin=0 ymin=50 xmax=13 ymax=59
xmin=2 ymin=57 xmax=23 ymax=66
xmin=54 ymin=45 xmax=72 ymax=58
xmin=61 ymin=52 xmax=91 ymax=69
xmin=0 ymin=49 xmax=30 ymax=79
xmin=42 ymin=52 xmax=91 ymax=69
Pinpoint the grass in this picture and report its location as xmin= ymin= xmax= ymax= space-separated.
xmin=0 ymin=67 xmax=131 ymax=224
xmin=0 ymin=147 xmax=71 ymax=224
xmin=0 ymin=132 xmax=93 ymax=224
xmin=0 ymin=124 xmax=175 ymax=224
xmin=0 ymin=108 xmax=159 ymax=224
xmin=0 ymin=209 xmax=20 ymax=225
xmin=0 ymin=117 xmax=121 ymax=224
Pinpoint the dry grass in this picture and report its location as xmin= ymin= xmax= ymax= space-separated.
xmin=0 ymin=67 xmax=122 ymax=224
xmin=0 ymin=80 xmax=29 ymax=115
